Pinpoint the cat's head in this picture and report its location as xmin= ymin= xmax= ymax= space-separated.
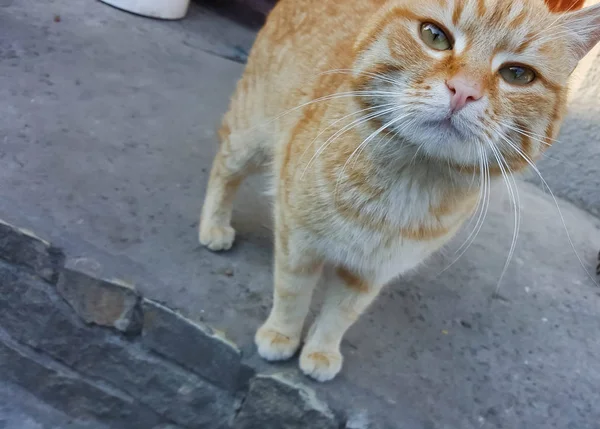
xmin=352 ymin=0 xmax=600 ymax=169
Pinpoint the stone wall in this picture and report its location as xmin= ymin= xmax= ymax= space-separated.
xmin=0 ymin=220 xmax=340 ymax=429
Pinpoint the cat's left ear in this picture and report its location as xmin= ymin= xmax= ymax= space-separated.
xmin=559 ymin=2 xmax=600 ymax=64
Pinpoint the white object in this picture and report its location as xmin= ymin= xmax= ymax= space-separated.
xmin=99 ymin=0 xmax=190 ymax=20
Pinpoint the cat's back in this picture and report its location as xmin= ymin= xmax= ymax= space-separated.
xmin=241 ymin=0 xmax=387 ymax=115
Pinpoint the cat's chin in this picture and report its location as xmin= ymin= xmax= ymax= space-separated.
xmin=392 ymin=118 xmax=483 ymax=166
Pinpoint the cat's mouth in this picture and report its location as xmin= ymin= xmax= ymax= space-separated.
xmin=439 ymin=117 xmax=458 ymax=131
xmin=395 ymin=110 xmax=486 ymax=165
xmin=423 ymin=116 xmax=468 ymax=139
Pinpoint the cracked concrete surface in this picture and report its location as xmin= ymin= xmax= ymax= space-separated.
xmin=0 ymin=0 xmax=599 ymax=428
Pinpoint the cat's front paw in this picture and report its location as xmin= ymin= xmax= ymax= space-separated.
xmin=199 ymin=222 xmax=236 ymax=251
xmin=299 ymin=348 xmax=343 ymax=382
xmin=255 ymin=325 xmax=300 ymax=361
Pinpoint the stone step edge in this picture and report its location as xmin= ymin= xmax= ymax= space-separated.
xmin=0 ymin=218 xmax=344 ymax=429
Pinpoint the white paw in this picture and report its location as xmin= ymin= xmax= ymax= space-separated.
xmin=255 ymin=324 xmax=300 ymax=361
xmin=199 ymin=223 xmax=235 ymax=251
xmin=299 ymin=348 xmax=343 ymax=382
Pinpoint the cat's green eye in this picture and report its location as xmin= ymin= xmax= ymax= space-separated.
xmin=420 ymin=23 xmax=452 ymax=51
xmin=498 ymin=65 xmax=536 ymax=85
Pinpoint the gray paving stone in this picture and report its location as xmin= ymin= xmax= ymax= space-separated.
xmin=0 ymin=220 xmax=64 ymax=283
xmin=234 ymin=374 xmax=338 ymax=429
xmin=70 ymin=337 xmax=235 ymax=429
xmin=0 ymin=330 xmax=163 ymax=429
xmin=0 ymin=380 xmax=111 ymax=429
xmin=0 ymin=261 xmax=235 ymax=429
xmin=142 ymin=298 xmax=247 ymax=392
xmin=57 ymin=267 xmax=142 ymax=335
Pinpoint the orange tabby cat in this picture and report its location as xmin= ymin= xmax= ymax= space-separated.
xmin=199 ymin=0 xmax=600 ymax=381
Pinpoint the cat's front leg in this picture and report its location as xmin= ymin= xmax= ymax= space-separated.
xmin=199 ymin=125 xmax=268 ymax=252
xmin=300 ymin=266 xmax=382 ymax=382
xmin=255 ymin=232 xmax=323 ymax=361
xmin=199 ymin=149 xmax=243 ymax=251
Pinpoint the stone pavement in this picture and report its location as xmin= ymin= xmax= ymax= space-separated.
xmin=0 ymin=382 xmax=108 ymax=429
xmin=0 ymin=0 xmax=599 ymax=428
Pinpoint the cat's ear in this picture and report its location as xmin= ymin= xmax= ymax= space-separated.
xmin=559 ymin=2 xmax=600 ymax=63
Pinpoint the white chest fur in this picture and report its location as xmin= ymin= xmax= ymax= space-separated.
xmin=292 ymin=159 xmax=473 ymax=285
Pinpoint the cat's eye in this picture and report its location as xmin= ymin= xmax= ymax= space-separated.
xmin=498 ymin=65 xmax=536 ymax=85
xmin=420 ymin=23 xmax=452 ymax=51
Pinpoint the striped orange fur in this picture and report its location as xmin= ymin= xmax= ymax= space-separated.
xmin=199 ymin=0 xmax=600 ymax=381
xmin=545 ymin=0 xmax=584 ymax=12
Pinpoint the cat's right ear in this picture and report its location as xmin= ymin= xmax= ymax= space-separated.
xmin=559 ymin=2 xmax=600 ymax=65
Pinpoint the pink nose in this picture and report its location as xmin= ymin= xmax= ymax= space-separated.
xmin=446 ymin=77 xmax=483 ymax=112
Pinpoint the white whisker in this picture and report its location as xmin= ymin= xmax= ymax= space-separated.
xmin=298 ymin=102 xmax=398 ymax=167
xmin=320 ymin=69 xmax=399 ymax=86
xmin=493 ymin=126 xmax=599 ymax=288
xmin=301 ymin=105 xmax=402 ymax=178
xmin=230 ymin=89 xmax=404 ymax=140
xmin=485 ymin=134 xmax=521 ymax=293
xmin=438 ymin=144 xmax=490 ymax=275
xmin=499 ymin=121 xmax=559 ymax=145
xmin=334 ymin=113 xmax=411 ymax=198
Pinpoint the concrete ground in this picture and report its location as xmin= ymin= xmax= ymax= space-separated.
xmin=1 ymin=1 xmax=599 ymax=428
